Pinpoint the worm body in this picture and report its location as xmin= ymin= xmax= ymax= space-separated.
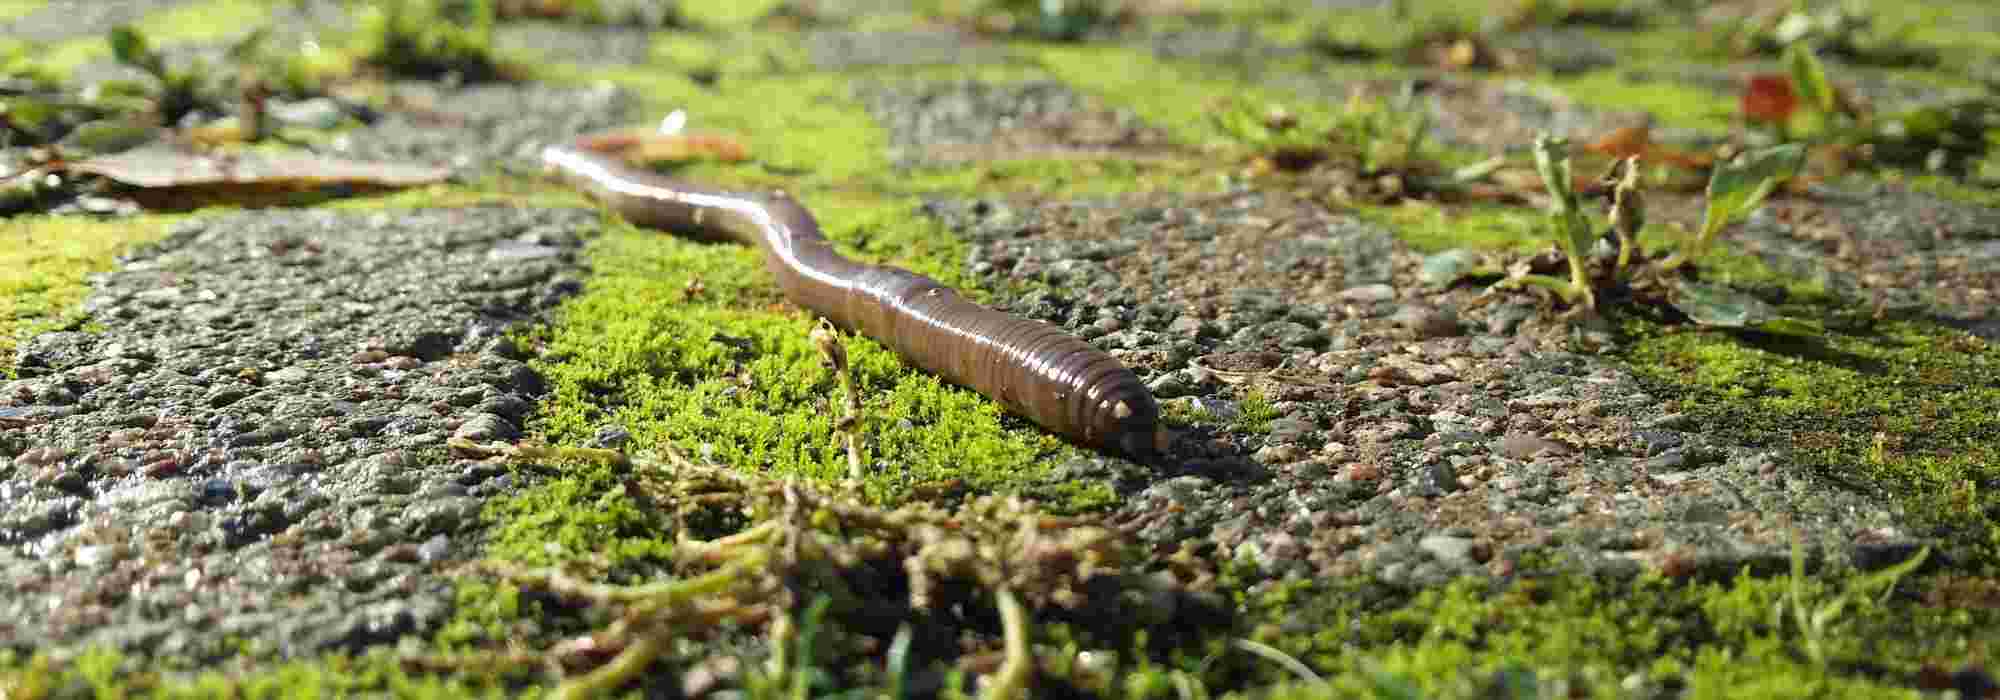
xmin=542 ymin=144 xmax=1164 ymax=455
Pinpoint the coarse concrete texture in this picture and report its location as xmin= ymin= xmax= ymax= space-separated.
xmin=3 ymin=1 xmax=1998 ymax=698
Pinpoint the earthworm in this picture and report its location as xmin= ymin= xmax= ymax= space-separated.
xmin=541 ymin=143 xmax=1166 ymax=456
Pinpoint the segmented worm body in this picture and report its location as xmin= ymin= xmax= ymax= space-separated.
xmin=542 ymin=144 xmax=1164 ymax=455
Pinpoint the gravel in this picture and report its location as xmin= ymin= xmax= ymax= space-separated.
xmin=1 ymin=205 xmax=595 ymax=660
xmin=915 ymin=184 xmax=1922 ymax=587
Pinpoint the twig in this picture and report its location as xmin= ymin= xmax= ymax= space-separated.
xmin=982 ymin=587 xmax=1034 ymax=700
xmin=810 ymin=317 xmax=865 ymax=480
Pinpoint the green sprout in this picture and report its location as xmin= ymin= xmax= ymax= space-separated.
xmin=1424 ymin=133 xmax=1820 ymax=335
xmin=1211 ymin=85 xmax=1435 ymax=189
xmin=1497 ymin=134 xmax=1597 ymax=309
xmin=1780 ymin=535 xmax=1930 ymax=668
xmin=109 ymin=25 xmax=203 ymax=124
xmin=1601 ymin=155 xmax=1644 ymax=277
xmin=1661 ymin=142 xmax=1806 ymax=271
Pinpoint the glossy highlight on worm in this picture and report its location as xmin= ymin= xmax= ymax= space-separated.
xmin=541 ymin=143 xmax=1165 ymax=455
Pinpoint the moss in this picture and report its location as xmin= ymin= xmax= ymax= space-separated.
xmin=1220 ymin=561 xmax=1995 ymax=699
xmin=1889 ymin=0 xmax=2000 ymax=55
xmin=675 ymin=0 xmax=786 ymax=30
xmin=514 ymin=191 xmax=1090 ymax=509
xmin=1892 ymin=172 xmax=2000 ymax=209
xmin=1542 ymin=69 xmax=1739 ymax=134
xmin=1624 ymin=319 xmax=2000 ymax=574
xmin=1034 ymin=45 xmax=1316 ymax=150
xmin=38 ymin=0 xmax=273 ymax=74
xmin=0 ymin=0 xmax=40 ymax=22
xmin=1356 ymin=200 xmax=1552 ymax=254
xmin=1232 ymin=391 xmax=1282 ymax=434
xmin=0 ymin=214 xmax=187 ymax=377
xmin=536 ymin=65 xmax=888 ymax=186
xmin=646 ymin=29 xmax=811 ymax=79
xmin=0 ymin=647 xmax=521 ymax=698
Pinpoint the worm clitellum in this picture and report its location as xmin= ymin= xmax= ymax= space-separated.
xmin=542 ymin=143 xmax=1167 ymax=456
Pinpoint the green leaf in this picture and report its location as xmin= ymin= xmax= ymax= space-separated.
xmin=1532 ymin=133 xmax=1575 ymax=212
xmin=107 ymin=25 xmax=162 ymax=76
xmin=1784 ymin=43 xmax=1836 ymax=115
xmin=1418 ymin=249 xmax=1500 ymax=288
xmin=1852 ymin=545 xmax=1930 ymax=604
xmin=1699 ymin=143 xmax=1806 ymax=242
xmin=1532 ymin=134 xmax=1595 ymax=259
xmin=1670 ymin=280 xmax=1823 ymax=336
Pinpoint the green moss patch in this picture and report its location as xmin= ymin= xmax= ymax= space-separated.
xmin=0 ymin=0 xmax=40 ymax=22
xmin=1228 ymin=562 xmax=1997 ymax=699
xmin=0 ymin=214 xmax=183 ymax=376
xmin=514 ymin=191 xmax=1099 ymax=508
xmin=1624 ymin=319 xmax=2000 ymax=574
xmin=1357 ymin=200 xmax=1552 ymax=254
xmin=1542 ymin=69 xmax=1739 ymax=134
xmin=0 ymin=647 xmax=520 ymax=699
xmin=37 ymin=0 xmax=273 ymax=74
xmin=1036 ymin=45 xmax=1313 ymax=150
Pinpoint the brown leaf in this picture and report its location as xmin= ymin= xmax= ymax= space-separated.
xmin=573 ymin=129 xmax=750 ymax=165
xmin=68 ymin=147 xmax=450 ymax=189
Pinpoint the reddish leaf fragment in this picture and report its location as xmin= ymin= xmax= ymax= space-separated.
xmin=1741 ymin=74 xmax=1799 ymax=125
xmin=1582 ymin=125 xmax=1712 ymax=172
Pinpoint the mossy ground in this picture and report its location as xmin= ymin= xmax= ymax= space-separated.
xmin=36 ymin=0 xmax=274 ymax=73
xmin=1623 ymin=319 xmax=2000 ymax=575
xmin=5 ymin=1 xmax=2000 ymax=698
xmin=0 ymin=0 xmax=40 ymax=22
xmin=0 ymin=215 xmax=185 ymax=377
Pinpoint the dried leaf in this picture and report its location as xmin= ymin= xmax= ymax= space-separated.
xmin=68 ymin=147 xmax=450 ymax=189
xmin=1584 ymin=125 xmax=1652 ymax=160
xmin=572 ymin=129 xmax=750 ymax=165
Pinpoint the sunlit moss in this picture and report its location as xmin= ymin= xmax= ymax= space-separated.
xmin=0 ymin=0 xmax=41 ymax=22
xmin=0 ymin=214 xmax=188 ymax=377
xmin=1222 ymin=563 xmax=1987 ymax=699
xmin=1356 ymin=200 xmax=1552 ymax=254
xmin=1543 ymin=70 xmax=1738 ymax=134
xmin=675 ymin=0 xmax=785 ymax=29
xmin=1625 ymin=319 xmax=2000 ymax=574
xmin=512 ymin=191 xmax=1095 ymax=507
xmin=38 ymin=0 xmax=273 ymax=74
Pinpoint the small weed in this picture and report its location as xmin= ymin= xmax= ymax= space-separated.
xmin=1211 ymin=85 xmax=1431 ymax=181
xmin=1438 ymin=130 xmax=1819 ymax=335
xmin=1779 ymin=534 xmax=1930 ymax=667
xmin=1702 ymin=0 xmax=1937 ymax=68
xmin=355 ymin=0 xmax=511 ymax=81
